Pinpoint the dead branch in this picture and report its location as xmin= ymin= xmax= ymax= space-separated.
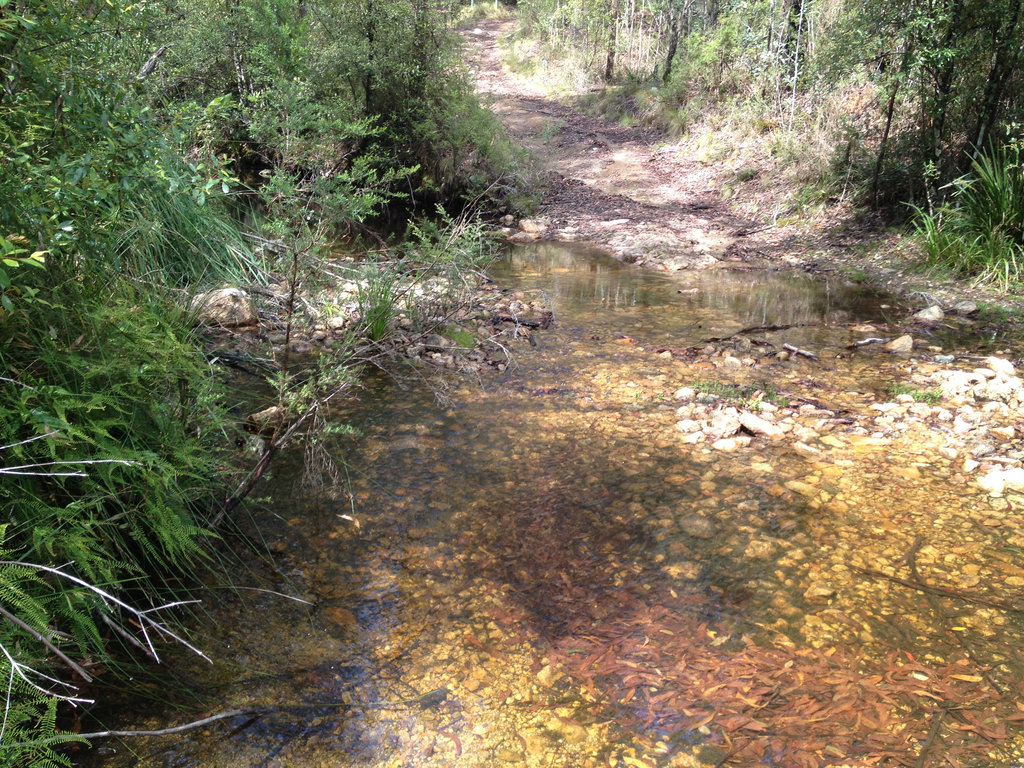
xmin=0 ymin=604 xmax=92 ymax=683
xmin=783 ymin=343 xmax=819 ymax=360
xmin=913 ymin=708 xmax=947 ymax=768
xmin=850 ymin=564 xmax=1023 ymax=613
xmin=698 ymin=322 xmax=816 ymax=344
xmin=847 ymin=337 xmax=891 ymax=349
xmin=136 ymin=46 xmax=169 ymax=80
xmin=490 ymin=313 xmax=553 ymax=329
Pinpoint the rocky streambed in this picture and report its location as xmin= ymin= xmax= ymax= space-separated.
xmin=84 ymin=240 xmax=1024 ymax=768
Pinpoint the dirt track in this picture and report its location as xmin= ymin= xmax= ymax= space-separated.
xmin=462 ymin=18 xmax=1024 ymax=325
xmin=463 ymin=19 xmax=754 ymax=271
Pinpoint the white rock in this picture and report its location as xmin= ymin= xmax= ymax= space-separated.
xmin=518 ymin=218 xmax=547 ymax=234
xmin=913 ymin=305 xmax=945 ymax=323
xmin=709 ymin=409 xmax=742 ymax=437
xmin=977 ymin=471 xmax=1006 ymax=495
xmin=938 ymin=445 xmax=958 ymax=460
xmin=985 ymin=356 xmax=1017 ymax=379
xmin=191 ymin=287 xmax=257 ymax=327
xmin=720 ymin=355 xmax=743 ymax=369
xmin=991 ymin=425 xmax=1016 ymax=440
xmin=1002 ymin=467 xmax=1024 ymax=492
xmin=739 ymin=411 xmax=784 ymax=438
xmin=674 ymin=387 xmax=696 ymax=401
xmin=884 ymin=334 xmax=914 ymax=353
xmin=950 ymin=300 xmax=978 ymax=315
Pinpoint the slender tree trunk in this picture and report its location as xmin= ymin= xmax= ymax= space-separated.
xmin=226 ymin=0 xmax=248 ymax=98
xmin=966 ymin=0 xmax=1022 ymax=167
xmin=364 ymin=0 xmax=375 ymax=114
xmin=604 ymin=0 xmax=620 ymax=81
xmin=786 ymin=0 xmax=805 ymax=132
xmin=872 ymin=70 xmax=904 ymax=208
xmin=662 ymin=0 xmax=681 ymax=82
xmin=926 ymin=0 xmax=967 ymax=175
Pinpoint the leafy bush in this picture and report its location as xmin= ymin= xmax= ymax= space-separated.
xmin=0 ymin=3 xmax=261 ymax=760
xmin=914 ymin=142 xmax=1024 ymax=286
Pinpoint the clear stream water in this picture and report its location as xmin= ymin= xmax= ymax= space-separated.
xmin=82 ymin=244 xmax=1024 ymax=768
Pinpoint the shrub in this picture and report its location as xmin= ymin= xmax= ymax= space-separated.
xmin=914 ymin=142 xmax=1024 ymax=286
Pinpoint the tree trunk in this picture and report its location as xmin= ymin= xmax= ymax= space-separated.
xmin=870 ymin=43 xmax=914 ymax=208
xmin=363 ymin=0 xmax=376 ymax=114
xmin=926 ymin=0 xmax=967 ymax=176
xmin=604 ymin=0 xmax=619 ymax=81
xmin=965 ymin=0 xmax=1022 ymax=167
xmin=225 ymin=0 xmax=248 ymax=99
xmin=662 ymin=1 xmax=681 ymax=82
xmin=872 ymin=74 xmax=903 ymax=208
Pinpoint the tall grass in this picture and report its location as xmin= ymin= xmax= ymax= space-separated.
xmin=113 ymin=174 xmax=263 ymax=288
xmin=0 ymin=280 xmax=234 ymax=762
xmin=914 ymin=143 xmax=1024 ymax=287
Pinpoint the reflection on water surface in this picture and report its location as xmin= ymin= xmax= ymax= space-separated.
xmin=86 ymin=243 xmax=1024 ymax=768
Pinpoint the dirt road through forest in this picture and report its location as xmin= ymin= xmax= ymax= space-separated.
xmin=463 ymin=19 xmax=754 ymax=271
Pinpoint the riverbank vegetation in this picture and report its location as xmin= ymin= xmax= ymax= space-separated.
xmin=0 ymin=1 xmax=521 ymax=762
xmin=510 ymin=0 xmax=1024 ymax=282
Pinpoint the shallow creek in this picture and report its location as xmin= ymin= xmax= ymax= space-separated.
xmin=87 ymin=244 xmax=1024 ymax=767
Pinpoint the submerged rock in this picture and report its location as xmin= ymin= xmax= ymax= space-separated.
xmin=679 ymin=513 xmax=715 ymax=539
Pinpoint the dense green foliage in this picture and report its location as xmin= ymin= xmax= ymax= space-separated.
xmin=0 ymin=0 xmax=517 ymax=762
xmin=0 ymin=3 xmax=251 ymax=763
xmin=142 ymin=0 xmax=522 ymax=218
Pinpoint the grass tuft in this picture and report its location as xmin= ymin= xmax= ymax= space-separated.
xmin=913 ymin=142 xmax=1024 ymax=288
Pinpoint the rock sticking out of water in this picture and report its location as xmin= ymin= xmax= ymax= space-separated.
xmin=883 ymin=334 xmax=914 ymax=353
xmin=191 ymin=286 xmax=258 ymax=327
xmin=912 ymin=305 xmax=945 ymax=323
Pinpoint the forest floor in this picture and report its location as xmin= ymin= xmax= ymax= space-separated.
xmin=464 ymin=18 xmax=1022 ymax=318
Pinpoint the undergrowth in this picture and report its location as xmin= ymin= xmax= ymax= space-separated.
xmin=914 ymin=142 xmax=1024 ymax=288
xmin=692 ymin=380 xmax=788 ymax=411
xmin=887 ymin=382 xmax=942 ymax=404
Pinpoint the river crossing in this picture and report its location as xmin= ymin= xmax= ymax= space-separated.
xmin=83 ymin=243 xmax=1024 ymax=767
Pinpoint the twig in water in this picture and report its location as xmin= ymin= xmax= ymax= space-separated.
xmin=782 ymin=343 xmax=819 ymax=360
xmin=913 ymin=707 xmax=947 ymax=768
xmin=1 ymin=709 xmax=257 ymax=748
xmin=698 ymin=322 xmax=815 ymax=344
xmin=849 ymin=564 xmax=1023 ymax=613
xmin=847 ymin=337 xmax=891 ymax=349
